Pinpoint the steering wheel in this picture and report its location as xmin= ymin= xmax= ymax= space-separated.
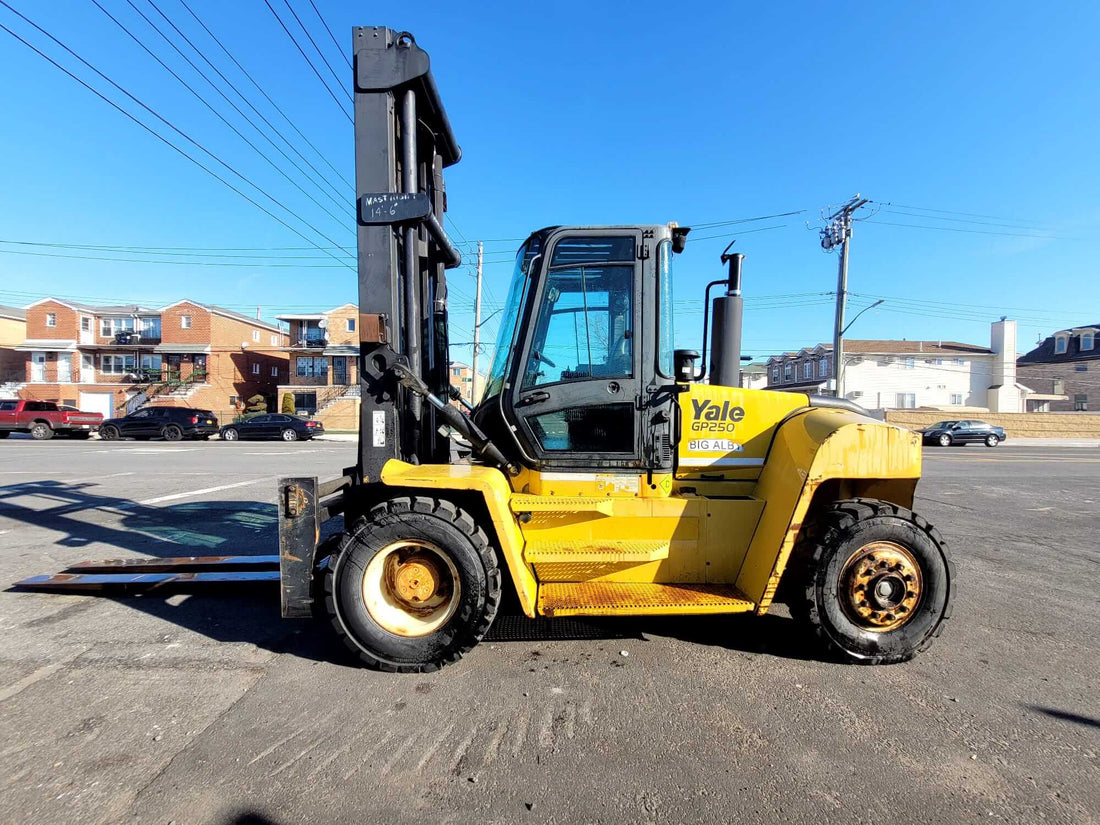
xmin=532 ymin=350 xmax=557 ymax=368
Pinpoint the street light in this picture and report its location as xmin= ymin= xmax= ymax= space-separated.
xmin=837 ymin=299 xmax=884 ymax=398
xmin=841 ymin=299 xmax=884 ymax=336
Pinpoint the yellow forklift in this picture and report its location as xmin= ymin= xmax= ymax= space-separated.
xmin=20 ymin=27 xmax=953 ymax=672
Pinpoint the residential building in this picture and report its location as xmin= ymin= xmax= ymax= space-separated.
xmin=275 ymin=304 xmax=360 ymax=427
xmin=449 ymin=361 xmax=485 ymax=405
xmin=16 ymin=298 xmax=288 ymax=420
xmin=739 ymin=362 xmax=768 ymax=391
xmin=764 ymin=320 xmax=1024 ymax=412
xmin=0 ymin=304 xmax=27 ymax=392
xmin=1017 ymin=323 xmax=1099 ymax=412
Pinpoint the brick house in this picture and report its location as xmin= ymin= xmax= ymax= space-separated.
xmin=275 ymin=304 xmax=360 ymax=428
xmin=448 ymin=361 xmax=481 ymax=405
xmin=16 ymin=298 xmax=289 ymax=420
xmin=1017 ymin=324 xmax=1099 ymax=411
xmin=0 ymin=304 xmax=27 ymax=391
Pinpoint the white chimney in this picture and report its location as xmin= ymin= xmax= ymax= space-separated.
xmin=989 ymin=319 xmax=1019 ymax=412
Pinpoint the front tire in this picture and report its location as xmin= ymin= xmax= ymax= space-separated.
xmin=30 ymin=422 xmax=53 ymax=441
xmin=221 ymin=428 xmax=239 ymax=441
xmin=937 ymin=433 xmax=951 ymax=447
xmin=325 ymin=496 xmax=501 ymax=672
xmin=789 ymin=498 xmax=954 ymax=665
xmin=985 ymin=434 xmax=999 ymax=447
xmin=281 ymin=428 xmax=298 ymax=442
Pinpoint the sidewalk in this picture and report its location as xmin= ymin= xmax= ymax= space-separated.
xmin=999 ymin=437 xmax=1100 ymax=447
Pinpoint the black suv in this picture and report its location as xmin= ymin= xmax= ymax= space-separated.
xmin=99 ymin=407 xmax=219 ymax=441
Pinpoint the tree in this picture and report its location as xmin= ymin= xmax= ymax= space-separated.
xmin=281 ymin=393 xmax=295 ymax=414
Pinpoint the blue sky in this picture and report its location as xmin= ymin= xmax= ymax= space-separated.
xmin=1 ymin=1 xmax=1098 ymax=368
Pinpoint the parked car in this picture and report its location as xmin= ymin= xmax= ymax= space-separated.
xmin=220 ymin=414 xmax=324 ymax=442
xmin=98 ymin=407 xmax=219 ymax=441
xmin=0 ymin=399 xmax=103 ymax=440
xmin=921 ymin=419 xmax=1006 ymax=447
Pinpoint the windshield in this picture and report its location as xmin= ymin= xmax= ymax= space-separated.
xmin=482 ymin=237 xmax=540 ymax=399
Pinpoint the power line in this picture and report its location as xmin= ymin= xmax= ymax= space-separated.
xmin=0 ymin=3 xmax=353 ymax=268
xmin=307 ymin=0 xmax=352 ymax=70
xmin=262 ymin=0 xmax=352 ymax=122
xmin=96 ymin=0 xmax=353 ymax=233
xmin=146 ymin=0 xmax=352 ymax=209
xmin=863 ymin=218 xmax=1074 ymax=241
xmin=883 ymin=202 xmax=1042 ymax=225
xmin=176 ymin=0 xmax=352 ymax=189
xmin=280 ymin=0 xmax=349 ymax=102
xmin=0 ymin=239 xmax=353 ymax=255
xmin=879 ymin=208 xmax=1052 ymax=232
xmin=0 ymin=247 xmax=351 ymax=267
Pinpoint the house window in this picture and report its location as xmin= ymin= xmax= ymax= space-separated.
xmin=251 ymin=363 xmax=260 ymax=375
xmin=783 ymin=363 xmax=792 ymax=381
xmin=904 ymin=357 xmax=916 ymax=369
xmin=933 ymin=358 xmax=943 ymax=365
xmin=1082 ymin=332 xmax=1095 ymax=351
xmin=101 ymin=354 xmax=136 ymax=374
xmin=771 ymin=366 xmax=779 ymax=383
xmin=294 ymin=391 xmax=318 ymax=413
xmin=270 ymin=335 xmax=278 ymax=346
xmin=347 ymin=318 xmax=356 ymax=332
xmin=895 ymin=393 xmax=916 ymax=409
xmin=452 ymin=367 xmax=462 ymax=377
xmin=139 ymin=354 xmax=162 ymax=373
xmin=1054 ymin=336 xmax=1067 ymax=354
xmin=181 ymin=315 xmax=192 ymax=329
xmin=251 ymin=330 xmax=260 ymax=342
xmin=950 ymin=393 xmax=963 ymax=405
xmin=802 ymin=361 xmax=812 ymax=379
xmin=1076 ymin=364 xmax=1088 ymax=372
xmin=1074 ymin=394 xmax=1088 ymax=411
xmin=1053 ymin=378 xmax=1065 ymax=395
xmin=271 ymin=366 xmax=279 ymax=377
xmin=45 ymin=312 xmax=57 ymax=327
xmin=229 ymin=395 xmax=240 ymax=406
xmin=954 ymin=358 xmax=965 ymax=365
xmin=81 ymin=317 xmax=91 ymax=332
xmin=819 ymin=357 xmax=828 ymax=378
xmin=296 ymin=357 xmax=328 ymax=378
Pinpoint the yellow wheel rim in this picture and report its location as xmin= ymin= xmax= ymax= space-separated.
xmin=839 ymin=541 xmax=923 ymax=632
xmin=362 ymin=540 xmax=461 ymax=637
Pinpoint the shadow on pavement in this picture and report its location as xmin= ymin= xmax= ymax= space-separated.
xmin=2 ymin=479 xmax=827 ymax=665
xmin=1026 ymin=705 xmax=1100 ymax=729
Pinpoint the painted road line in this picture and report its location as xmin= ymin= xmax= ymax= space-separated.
xmin=138 ymin=478 xmax=267 ymax=506
xmin=63 ymin=471 xmax=136 ymax=484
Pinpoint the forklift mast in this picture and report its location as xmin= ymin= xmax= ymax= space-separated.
xmin=353 ymin=27 xmax=463 ymax=481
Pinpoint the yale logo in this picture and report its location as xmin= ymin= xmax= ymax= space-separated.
xmin=690 ymin=399 xmax=745 ymax=433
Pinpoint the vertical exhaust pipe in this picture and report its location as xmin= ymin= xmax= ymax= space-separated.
xmin=709 ymin=252 xmax=744 ymax=387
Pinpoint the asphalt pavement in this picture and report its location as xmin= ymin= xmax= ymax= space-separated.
xmin=0 ymin=439 xmax=1097 ymax=825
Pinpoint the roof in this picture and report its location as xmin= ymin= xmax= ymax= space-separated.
xmin=15 ymin=339 xmax=78 ymax=352
xmin=768 ymin=340 xmax=990 ymax=362
xmin=25 ymin=297 xmax=159 ymax=315
xmin=1018 ymin=323 xmax=1100 ymax=365
xmin=0 ymin=304 xmax=27 ymax=321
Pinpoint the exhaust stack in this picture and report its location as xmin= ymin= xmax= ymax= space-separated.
xmin=709 ymin=252 xmax=744 ymax=387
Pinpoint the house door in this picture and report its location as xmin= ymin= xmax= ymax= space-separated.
xmin=81 ymin=354 xmax=95 ymax=383
xmin=57 ymin=354 xmax=72 ymax=383
xmin=166 ymin=354 xmax=182 ymax=381
xmin=332 ymin=356 xmax=347 ymax=385
xmin=192 ymin=354 xmax=207 ymax=382
xmin=31 ymin=353 xmax=46 ymax=382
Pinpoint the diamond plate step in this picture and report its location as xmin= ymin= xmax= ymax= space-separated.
xmin=509 ymin=495 xmax=614 ymax=515
xmin=537 ymin=582 xmax=756 ymax=617
xmin=524 ymin=539 xmax=669 ymax=564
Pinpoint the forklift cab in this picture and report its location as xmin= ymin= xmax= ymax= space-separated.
xmin=472 ymin=224 xmax=684 ymax=473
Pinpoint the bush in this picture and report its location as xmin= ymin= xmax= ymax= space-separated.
xmin=245 ymin=394 xmax=267 ymax=414
xmin=281 ymin=393 xmax=295 ymax=414
xmin=234 ymin=411 xmax=267 ymax=423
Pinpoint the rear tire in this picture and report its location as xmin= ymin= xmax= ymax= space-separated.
xmin=325 ymin=496 xmax=501 ymax=672
xmin=30 ymin=422 xmax=53 ymax=441
xmin=985 ymin=434 xmax=999 ymax=447
xmin=99 ymin=424 xmax=119 ymax=441
xmin=788 ymin=498 xmax=954 ymax=665
xmin=162 ymin=424 xmax=183 ymax=442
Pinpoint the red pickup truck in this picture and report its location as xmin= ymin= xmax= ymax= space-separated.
xmin=0 ymin=400 xmax=104 ymax=440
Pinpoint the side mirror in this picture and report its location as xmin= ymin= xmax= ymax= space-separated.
xmin=674 ymin=349 xmax=699 ymax=383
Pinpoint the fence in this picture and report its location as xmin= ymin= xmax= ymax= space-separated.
xmin=885 ymin=410 xmax=1100 ymax=438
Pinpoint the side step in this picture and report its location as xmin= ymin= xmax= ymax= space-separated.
xmin=537 ymin=582 xmax=755 ymax=617
xmin=510 ymin=496 xmax=614 ymax=516
xmin=524 ymin=539 xmax=670 ymax=564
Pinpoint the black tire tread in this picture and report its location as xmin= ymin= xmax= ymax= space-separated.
xmin=324 ymin=496 xmax=501 ymax=673
xmin=789 ymin=497 xmax=954 ymax=665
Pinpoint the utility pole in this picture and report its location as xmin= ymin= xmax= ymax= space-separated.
xmin=470 ymin=241 xmax=483 ymax=405
xmin=820 ymin=195 xmax=869 ymax=398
